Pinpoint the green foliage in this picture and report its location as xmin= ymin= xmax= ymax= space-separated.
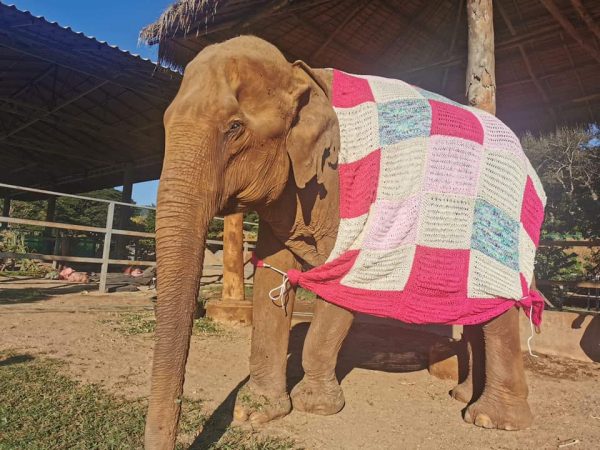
xmin=105 ymin=313 xmax=224 ymax=337
xmin=522 ymin=125 xmax=600 ymax=282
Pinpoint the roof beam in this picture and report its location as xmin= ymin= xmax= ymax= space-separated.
xmin=496 ymin=0 xmax=556 ymax=121
xmin=570 ymin=0 xmax=600 ymax=40
xmin=312 ymin=0 xmax=366 ymax=62
xmin=0 ymin=79 xmax=109 ymax=142
xmin=539 ymin=0 xmax=600 ymax=63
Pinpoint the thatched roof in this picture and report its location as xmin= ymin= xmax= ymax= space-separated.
xmin=140 ymin=0 xmax=600 ymax=134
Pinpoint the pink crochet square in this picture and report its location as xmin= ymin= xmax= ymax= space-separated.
xmin=423 ymin=136 xmax=483 ymax=197
xmin=405 ymin=246 xmax=469 ymax=297
xmin=363 ymin=196 xmax=420 ymax=250
xmin=333 ymin=70 xmax=375 ymax=108
xmin=429 ymin=100 xmax=484 ymax=145
xmin=339 ymin=149 xmax=381 ymax=218
xmin=520 ymin=176 xmax=544 ymax=246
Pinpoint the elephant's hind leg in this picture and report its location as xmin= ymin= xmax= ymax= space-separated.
xmin=291 ymin=299 xmax=353 ymax=415
xmin=464 ymin=307 xmax=533 ymax=430
xmin=451 ymin=324 xmax=485 ymax=404
xmin=234 ymin=226 xmax=297 ymax=425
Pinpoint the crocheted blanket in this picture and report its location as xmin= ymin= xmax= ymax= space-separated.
xmin=285 ymin=70 xmax=547 ymax=326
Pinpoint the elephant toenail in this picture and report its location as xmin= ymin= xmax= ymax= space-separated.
xmin=474 ymin=413 xmax=494 ymax=428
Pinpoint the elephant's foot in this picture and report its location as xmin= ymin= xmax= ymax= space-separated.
xmin=464 ymin=392 xmax=533 ymax=430
xmin=233 ymin=382 xmax=291 ymax=425
xmin=450 ymin=379 xmax=473 ymax=404
xmin=290 ymin=377 xmax=345 ymax=415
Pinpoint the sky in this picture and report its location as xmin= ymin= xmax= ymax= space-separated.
xmin=9 ymin=0 xmax=175 ymax=205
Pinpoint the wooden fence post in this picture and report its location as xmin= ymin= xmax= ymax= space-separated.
xmin=1 ymin=196 xmax=10 ymax=230
xmin=99 ymin=202 xmax=115 ymax=294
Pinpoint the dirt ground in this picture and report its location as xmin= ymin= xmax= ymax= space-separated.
xmin=1 ymin=279 xmax=600 ymax=449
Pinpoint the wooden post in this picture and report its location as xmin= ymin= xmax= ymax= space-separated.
xmin=205 ymin=213 xmax=252 ymax=324
xmin=466 ymin=0 xmax=496 ymax=114
xmin=222 ymin=213 xmax=245 ymax=302
xmin=99 ymin=202 xmax=115 ymax=294
xmin=430 ymin=0 xmax=498 ymax=383
xmin=1 ymin=196 xmax=10 ymax=230
xmin=117 ymin=165 xmax=133 ymax=260
xmin=45 ymin=197 xmax=56 ymax=262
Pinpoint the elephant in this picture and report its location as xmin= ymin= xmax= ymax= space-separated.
xmin=144 ymin=35 xmax=542 ymax=449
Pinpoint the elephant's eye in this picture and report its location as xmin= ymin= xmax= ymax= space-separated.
xmin=227 ymin=120 xmax=243 ymax=135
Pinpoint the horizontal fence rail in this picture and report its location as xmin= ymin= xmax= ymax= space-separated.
xmin=0 ymin=182 xmax=257 ymax=292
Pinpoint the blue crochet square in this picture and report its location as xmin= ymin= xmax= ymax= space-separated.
xmin=471 ymin=199 xmax=519 ymax=271
xmin=377 ymin=99 xmax=431 ymax=145
xmin=415 ymin=87 xmax=464 ymax=107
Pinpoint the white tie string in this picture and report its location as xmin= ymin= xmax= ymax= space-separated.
xmin=261 ymin=262 xmax=291 ymax=316
xmin=527 ymin=302 xmax=538 ymax=358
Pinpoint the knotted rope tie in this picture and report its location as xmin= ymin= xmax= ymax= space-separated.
xmin=252 ymin=253 xmax=300 ymax=316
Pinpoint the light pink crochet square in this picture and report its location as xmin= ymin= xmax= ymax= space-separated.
xmin=363 ymin=196 xmax=420 ymax=250
xmin=429 ymin=100 xmax=484 ymax=145
xmin=520 ymin=176 xmax=544 ymax=246
xmin=339 ymin=149 xmax=381 ymax=218
xmin=333 ymin=70 xmax=375 ymax=108
xmin=423 ymin=136 xmax=483 ymax=197
xmin=405 ymin=246 xmax=470 ymax=297
xmin=474 ymin=109 xmax=524 ymax=158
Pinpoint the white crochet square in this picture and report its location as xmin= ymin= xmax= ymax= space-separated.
xmin=477 ymin=150 xmax=527 ymax=221
xmin=335 ymin=102 xmax=380 ymax=164
xmin=377 ymin=137 xmax=428 ymax=200
xmin=519 ymin=224 xmax=537 ymax=286
xmin=366 ymin=75 xmax=425 ymax=103
xmin=341 ymin=244 xmax=416 ymax=291
xmin=326 ymin=214 xmax=369 ymax=262
xmin=417 ymin=193 xmax=475 ymax=249
xmin=468 ymin=250 xmax=522 ymax=299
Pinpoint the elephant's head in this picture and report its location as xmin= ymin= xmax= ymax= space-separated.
xmin=145 ymin=36 xmax=338 ymax=449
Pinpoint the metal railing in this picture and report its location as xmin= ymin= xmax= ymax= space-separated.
xmin=0 ymin=182 xmax=257 ymax=293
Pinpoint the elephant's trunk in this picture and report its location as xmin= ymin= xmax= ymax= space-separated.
xmin=145 ymin=128 xmax=220 ymax=450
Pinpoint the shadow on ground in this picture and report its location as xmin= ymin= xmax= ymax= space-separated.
xmin=0 ymin=354 xmax=35 ymax=366
xmin=287 ymin=318 xmax=449 ymax=389
xmin=189 ymin=376 xmax=249 ymax=449
xmin=0 ymin=284 xmax=93 ymax=305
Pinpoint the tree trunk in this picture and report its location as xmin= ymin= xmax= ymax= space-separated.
xmin=466 ymin=0 xmax=496 ymax=114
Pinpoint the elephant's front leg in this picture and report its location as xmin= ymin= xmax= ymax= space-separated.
xmin=464 ymin=307 xmax=533 ymax=430
xmin=291 ymin=299 xmax=353 ymax=415
xmin=233 ymin=232 xmax=297 ymax=425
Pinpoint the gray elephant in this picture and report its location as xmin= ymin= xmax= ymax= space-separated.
xmin=144 ymin=36 xmax=546 ymax=449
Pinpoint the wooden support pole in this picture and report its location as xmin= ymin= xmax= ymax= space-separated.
xmin=45 ymin=197 xmax=56 ymax=258
xmin=206 ymin=213 xmax=252 ymax=324
xmin=222 ymin=213 xmax=245 ymax=303
xmin=466 ymin=0 xmax=496 ymax=114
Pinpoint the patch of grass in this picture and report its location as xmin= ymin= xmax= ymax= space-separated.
xmin=0 ymin=351 xmax=298 ymax=449
xmin=106 ymin=313 xmax=224 ymax=337
xmin=209 ymin=428 xmax=298 ymax=450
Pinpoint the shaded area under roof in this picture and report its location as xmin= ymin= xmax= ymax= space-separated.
xmin=141 ymin=0 xmax=600 ymax=135
xmin=0 ymin=2 xmax=181 ymax=197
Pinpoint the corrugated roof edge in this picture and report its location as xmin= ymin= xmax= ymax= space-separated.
xmin=3 ymin=2 xmax=177 ymax=72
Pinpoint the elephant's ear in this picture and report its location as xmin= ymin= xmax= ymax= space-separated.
xmin=286 ymin=60 xmax=335 ymax=189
